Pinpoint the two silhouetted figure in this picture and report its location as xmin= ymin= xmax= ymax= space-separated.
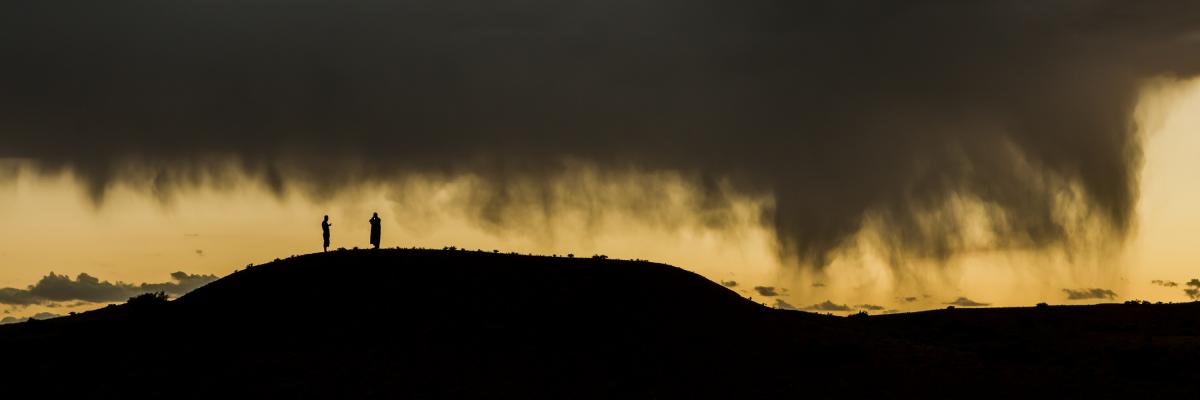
xmin=322 ymin=215 xmax=332 ymax=252
xmin=369 ymin=212 xmax=382 ymax=249
xmin=321 ymin=212 xmax=382 ymax=251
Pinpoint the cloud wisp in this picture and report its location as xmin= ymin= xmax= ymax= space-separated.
xmin=945 ymin=297 xmax=989 ymax=307
xmin=1062 ymin=288 xmax=1118 ymax=301
xmin=804 ymin=301 xmax=852 ymax=312
xmin=753 ymin=286 xmax=779 ymax=297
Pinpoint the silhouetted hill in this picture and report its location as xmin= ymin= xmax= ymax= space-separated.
xmin=1 ymin=249 xmax=1198 ymax=398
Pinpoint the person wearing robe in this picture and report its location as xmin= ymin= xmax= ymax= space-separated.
xmin=369 ymin=212 xmax=382 ymax=249
xmin=321 ymin=215 xmax=332 ymax=252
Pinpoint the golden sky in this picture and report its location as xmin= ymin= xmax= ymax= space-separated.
xmin=2 ymin=78 xmax=1200 ymax=319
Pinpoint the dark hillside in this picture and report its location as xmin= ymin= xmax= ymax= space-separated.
xmin=1 ymin=249 xmax=1198 ymax=398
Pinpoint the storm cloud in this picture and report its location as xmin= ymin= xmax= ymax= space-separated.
xmin=4 ymin=1 xmax=1200 ymax=266
xmin=0 ymin=272 xmax=219 ymax=306
xmin=1062 ymin=288 xmax=1118 ymax=300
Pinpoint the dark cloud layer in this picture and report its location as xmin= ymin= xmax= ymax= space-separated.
xmin=1063 ymin=288 xmax=1118 ymax=300
xmin=0 ymin=272 xmax=219 ymax=306
xmin=1152 ymin=280 xmax=1179 ymax=287
xmin=3 ymin=1 xmax=1200 ymax=265
xmin=0 ymin=312 xmax=61 ymax=325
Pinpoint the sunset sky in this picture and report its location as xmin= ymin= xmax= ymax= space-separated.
xmin=3 ymin=1 xmax=1200 ymax=320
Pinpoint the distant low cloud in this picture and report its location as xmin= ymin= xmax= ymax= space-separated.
xmin=0 ymin=271 xmax=219 ymax=306
xmin=945 ymin=297 xmax=989 ymax=307
xmin=774 ymin=299 xmax=798 ymax=311
xmin=753 ymin=286 xmax=779 ymax=297
xmin=0 ymin=288 xmax=41 ymax=306
xmin=901 ymin=297 xmax=918 ymax=303
xmin=1186 ymin=279 xmax=1200 ymax=300
xmin=804 ymin=300 xmax=851 ymax=312
xmin=0 ymin=312 xmax=60 ymax=325
xmin=720 ymin=280 xmax=737 ymax=288
xmin=1151 ymin=280 xmax=1179 ymax=287
xmin=856 ymin=304 xmax=884 ymax=311
xmin=811 ymin=283 xmax=826 ymax=288
xmin=1062 ymin=288 xmax=1118 ymax=300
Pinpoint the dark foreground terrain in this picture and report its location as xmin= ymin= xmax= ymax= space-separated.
xmin=1 ymin=249 xmax=1197 ymax=398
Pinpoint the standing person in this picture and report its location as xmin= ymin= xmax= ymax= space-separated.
xmin=369 ymin=212 xmax=382 ymax=249
xmin=321 ymin=215 xmax=332 ymax=252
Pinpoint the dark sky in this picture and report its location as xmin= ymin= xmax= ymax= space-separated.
xmin=3 ymin=1 xmax=1200 ymax=265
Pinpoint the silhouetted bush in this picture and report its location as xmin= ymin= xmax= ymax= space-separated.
xmin=946 ymin=305 xmax=956 ymax=310
xmin=127 ymin=291 xmax=170 ymax=306
xmin=1036 ymin=302 xmax=1049 ymax=308
xmin=592 ymin=254 xmax=608 ymax=260
xmin=567 ymin=253 xmax=575 ymax=258
xmin=848 ymin=311 xmax=869 ymax=320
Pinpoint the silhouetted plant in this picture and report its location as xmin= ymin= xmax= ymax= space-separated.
xmin=848 ymin=311 xmax=869 ymax=319
xmin=946 ymin=305 xmax=956 ymax=310
xmin=567 ymin=253 xmax=575 ymax=258
xmin=592 ymin=254 xmax=608 ymax=260
xmin=1036 ymin=302 xmax=1049 ymax=308
xmin=127 ymin=291 xmax=169 ymax=306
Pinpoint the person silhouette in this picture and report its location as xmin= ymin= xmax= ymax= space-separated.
xmin=369 ymin=212 xmax=382 ymax=249
xmin=321 ymin=215 xmax=332 ymax=252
